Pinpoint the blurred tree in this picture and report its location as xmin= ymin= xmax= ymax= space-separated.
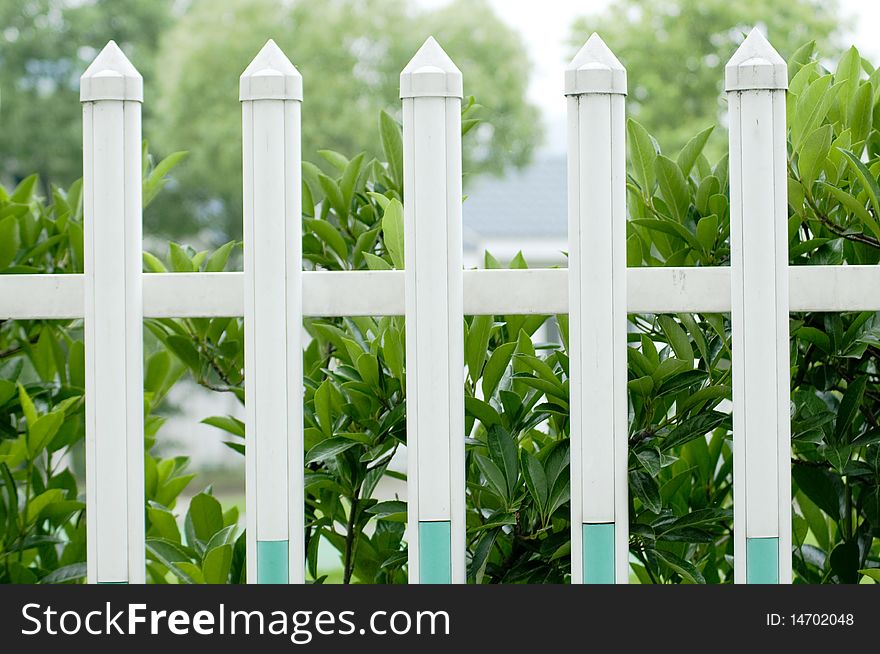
xmin=148 ymin=0 xmax=541 ymax=242
xmin=0 ymin=0 xmax=173 ymax=188
xmin=570 ymin=0 xmax=845 ymax=156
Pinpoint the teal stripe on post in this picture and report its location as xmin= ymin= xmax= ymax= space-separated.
xmin=257 ymin=540 xmax=288 ymax=584
xmin=747 ymin=537 xmax=779 ymax=584
xmin=419 ymin=522 xmax=451 ymax=584
xmin=583 ymin=523 xmax=615 ymax=584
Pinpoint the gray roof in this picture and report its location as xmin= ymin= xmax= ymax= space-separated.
xmin=463 ymin=155 xmax=567 ymax=243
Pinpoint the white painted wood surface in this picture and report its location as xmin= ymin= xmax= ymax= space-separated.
xmin=6 ymin=265 xmax=880 ymax=319
xmin=401 ymin=37 xmax=464 ymax=584
xmin=565 ymin=33 xmax=629 ymax=584
xmin=726 ymin=28 xmax=791 ymax=584
xmin=240 ymin=40 xmax=304 ymax=583
xmin=80 ymin=41 xmax=145 ymax=584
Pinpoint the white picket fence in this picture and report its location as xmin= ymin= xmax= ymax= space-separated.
xmin=3 ymin=27 xmax=880 ymax=585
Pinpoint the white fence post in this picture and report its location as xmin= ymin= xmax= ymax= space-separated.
xmin=565 ymin=34 xmax=628 ymax=584
xmin=726 ymin=28 xmax=791 ymax=584
xmin=401 ymin=37 xmax=464 ymax=584
xmin=80 ymin=41 xmax=145 ymax=584
xmin=240 ymin=40 xmax=304 ymax=584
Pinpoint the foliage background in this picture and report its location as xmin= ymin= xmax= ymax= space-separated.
xmin=0 ymin=0 xmax=174 ymax=188
xmin=570 ymin=0 xmax=844 ymax=157
xmin=0 ymin=0 xmax=541 ymax=246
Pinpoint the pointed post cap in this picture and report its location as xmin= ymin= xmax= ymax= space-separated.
xmin=565 ymin=33 xmax=626 ymax=95
xmin=80 ymin=41 xmax=143 ymax=102
xmin=400 ymin=37 xmax=463 ymax=99
xmin=725 ymin=28 xmax=787 ymax=91
xmin=240 ymin=40 xmax=302 ymax=101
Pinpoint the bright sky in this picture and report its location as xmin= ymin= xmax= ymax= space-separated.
xmin=418 ymin=0 xmax=880 ymax=154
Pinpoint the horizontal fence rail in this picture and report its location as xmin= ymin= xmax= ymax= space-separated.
xmin=1 ymin=28 xmax=873 ymax=585
xmin=4 ymin=266 xmax=880 ymax=319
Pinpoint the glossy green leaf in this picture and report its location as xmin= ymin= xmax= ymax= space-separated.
xmin=465 ymin=396 xmax=501 ymax=428
xmin=630 ymin=219 xmax=701 ymax=251
xmin=305 ymin=437 xmax=360 ymax=465
xmin=481 ymin=342 xmax=516 ymax=399
xmin=835 ymin=46 xmax=862 ymax=121
xmin=317 ymin=173 xmax=346 ymax=217
xmin=201 ymin=415 xmax=245 ymax=438
xmin=847 ymin=82 xmax=873 ymax=146
xmin=205 ymin=241 xmax=237 ymax=272
xmin=840 ymin=149 xmax=880 ymax=220
xmin=363 ymin=252 xmax=392 ymax=270
xmin=366 ymin=500 xmax=407 ymax=522
xmin=657 ymin=316 xmax=692 ymax=365
xmin=306 ymin=218 xmax=348 ymax=262
xmin=168 ymin=242 xmax=194 ymax=272
xmin=695 ymin=214 xmax=718 ymax=253
xmin=17 ymin=384 xmax=37 ymax=427
xmin=488 ymin=426 xmax=519 ymax=498
xmin=859 ymin=568 xmax=880 ymax=582
xmin=148 ymin=505 xmax=182 ymax=543
xmin=631 ymin=470 xmax=661 ymax=513
xmin=676 ymin=126 xmax=713 ymax=177
xmin=27 ymin=410 xmax=64 ymax=457
xmin=652 ymin=548 xmax=706 ymax=584
xmin=627 ymin=119 xmax=656 ymax=194
xmin=203 ymin=544 xmax=234 ymax=584
xmin=314 ymin=380 xmax=333 ymax=437
xmin=791 ymin=75 xmax=839 ymax=149
xmin=381 ymin=199 xmax=405 ymax=269
xmin=146 ymin=538 xmax=199 ymax=584
xmin=0 ymin=215 xmax=21 ymax=269
xmin=25 ymin=489 xmax=65 ymax=524
xmin=788 ymin=41 xmax=816 ymax=81
xmin=655 ymin=155 xmax=690 ymax=221
xmin=379 ymin=111 xmax=403 ymax=190
xmin=474 ymin=453 xmax=507 ymax=501
xmin=188 ymin=493 xmax=224 ymax=543
xmin=628 ymin=375 xmax=654 ymax=397
xmin=40 ymin=562 xmax=87 ymax=585
xmin=521 ymin=451 xmax=548 ymax=512
xmin=797 ymin=124 xmax=833 ymax=190
xmin=834 ymin=375 xmax=867 ymax=440
xmin=466 ymin=316 xmax=494 ymax=384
